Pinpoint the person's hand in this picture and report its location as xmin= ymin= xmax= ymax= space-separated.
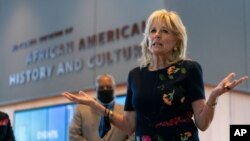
xmin=61 ymin=91 xmax=94 ymax=105
xmin=212 ymin=73 xmax=248 ymax=97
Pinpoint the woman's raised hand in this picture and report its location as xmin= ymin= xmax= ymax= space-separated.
xmin=212 ymin=73 xmax=248 ymax=97
xmin=62 ymin=91 xmax=94 ymax=105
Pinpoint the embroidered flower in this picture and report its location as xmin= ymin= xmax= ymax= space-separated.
xmin=167 ymin=66 xmax=176 ymax=75
xmin=159 ymin=74 xmax=167 ymax=81
xmin=180 ymin=131 xmax=192 ymax=141
xmin=159 ymin=65 xmax=185 ymax=81
xmin=142 ymin=135 xmax=151 ymax=141
xmin=181 ymin=67 xmax=186 ymax=74
xmin=163 ymin=90 xmax=175 ymax=105
xmin=167 ymin=66 xmax=180 ymax=79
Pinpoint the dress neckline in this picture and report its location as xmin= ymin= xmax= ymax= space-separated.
xmin=147 ymin=60 xmax=184 ymax=72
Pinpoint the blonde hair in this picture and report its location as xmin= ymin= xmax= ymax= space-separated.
xmin=138 ymin=9 xmax=187 ymax=67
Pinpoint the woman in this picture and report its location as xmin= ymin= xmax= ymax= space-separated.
xmin=0 ymin=111 xmax=15 ymax=141
xmin=62 ymin=9 xmax=248 ymax=141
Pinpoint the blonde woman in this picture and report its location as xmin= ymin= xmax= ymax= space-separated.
xmin=62 ymin=9 xmax=248 ymax=141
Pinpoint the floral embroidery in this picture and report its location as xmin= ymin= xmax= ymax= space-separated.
xmin=154 ymin=112 xmax=193 ymax=128
xmin=163 ymin=90 xmax=175 ymax=105
xmin=136 ymin=135 xmax=165 ymax=141
xmin=167 ymin=66 xmax=180 ymax=79
xmin=142 ymin=135 xmax=151 ymax=141
xmin=158 ymin=64 xmax=187 ymax=106
xmin=159 ymin=74 xmax=167 ymax=81
xmin=180 ymin=131 xmax=192 ymax=141
xmin=180 ymin=67 xmax=186 ymax=74
xmin=143 ymin=62 xmax=194 ymax=140
xmin=159 ymin=65 xmax=186 ymax=81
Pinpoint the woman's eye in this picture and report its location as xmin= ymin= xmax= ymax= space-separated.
xmin=150 ymin=29 xmax=156 ymax=33
xmin=162 ymin=29 xmax=169 ymax=33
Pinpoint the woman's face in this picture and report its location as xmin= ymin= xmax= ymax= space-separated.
xmin=147 ymin=20 xmax=178 ymax=57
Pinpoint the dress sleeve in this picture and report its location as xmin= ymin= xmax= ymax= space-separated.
xmin=186 ymin=61 xmax=205 ymax=102
xmin=124 ymin=69 xmax=135 ymax=111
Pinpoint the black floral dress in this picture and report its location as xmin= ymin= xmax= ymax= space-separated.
xmin=125 ymin=60 xmax=205 ymax=141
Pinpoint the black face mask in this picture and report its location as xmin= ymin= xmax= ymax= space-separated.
xmin=97 ymin=89 xmax=114 ymax=104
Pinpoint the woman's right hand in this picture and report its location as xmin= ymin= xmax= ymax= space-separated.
xmin=61 ymin=91 xmax=95 ymax=106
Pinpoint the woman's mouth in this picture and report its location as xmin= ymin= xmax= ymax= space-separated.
xmin=152 ymin=42 xmax=163 ymax=47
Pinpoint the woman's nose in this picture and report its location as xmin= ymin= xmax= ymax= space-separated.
xmin=155 ymin=31 xmax=160 ymax=38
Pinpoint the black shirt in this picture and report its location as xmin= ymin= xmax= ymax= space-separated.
xmin=125 ymin=60 xmax=205 ymax=141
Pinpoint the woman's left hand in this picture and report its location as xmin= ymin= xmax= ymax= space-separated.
xmin=212 ymin=73 xmax=248 ymax=97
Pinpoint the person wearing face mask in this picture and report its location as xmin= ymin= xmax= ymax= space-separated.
xmin=0 ymin=111 xmax=15 ymax=141
xmin=68 ymin=73 xmax=132 ymax=141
